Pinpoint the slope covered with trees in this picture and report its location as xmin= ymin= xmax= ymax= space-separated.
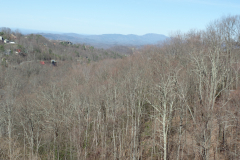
xmin=0 ymin=15 xmax=240 ymax=160
xmin=0 ymin=29 xmax=128 ymax=66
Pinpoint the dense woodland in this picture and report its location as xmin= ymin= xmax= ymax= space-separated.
xmin=0 ymin=15 xmax=240 ymax=160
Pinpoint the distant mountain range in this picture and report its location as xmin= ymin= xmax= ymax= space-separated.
xmin=5 ymin=28 xmax=168 ymax=48
xmin=39 ymin=33 xmax=168 ymax=48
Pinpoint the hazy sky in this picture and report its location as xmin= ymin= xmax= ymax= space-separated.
xmin=1 ymin=0 xmax=240 ymax=35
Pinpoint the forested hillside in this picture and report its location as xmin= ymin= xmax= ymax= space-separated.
xmin=0 ymin=15 xmax=240 ymax=160
xmin=0 ymin=30 xmax=127 ymax=66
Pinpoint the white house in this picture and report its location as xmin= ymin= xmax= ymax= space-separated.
xmin=0 ymin=36 xmax=3 ymax=43
xmin=4 ymin=39 xmax=9 ymax=43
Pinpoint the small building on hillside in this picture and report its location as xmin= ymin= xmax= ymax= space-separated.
xmin=66 ymin=41 xmax=72 ymax=45
xmin=51 ymin=60 xmax=57 ymax=66
xmin=60 ymin=41 xmax=73 ymax=45
xmin=4 ymin=39 xmax=9 ymax=43
xmin=15 ymin=49 xmax=21 ymax=55
xmin=4 ymin=49 xmax=11 ymax=55
xmin=15 ymin=49 xmax=26 ymax=57
xmin=0 ymin=36 xmax=3 ymax=43
xmin=10 ymin=34 xmax=17 ymax=40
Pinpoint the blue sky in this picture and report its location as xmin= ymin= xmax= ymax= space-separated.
xmin=1 ymin=0 xmax=240 ymax=36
